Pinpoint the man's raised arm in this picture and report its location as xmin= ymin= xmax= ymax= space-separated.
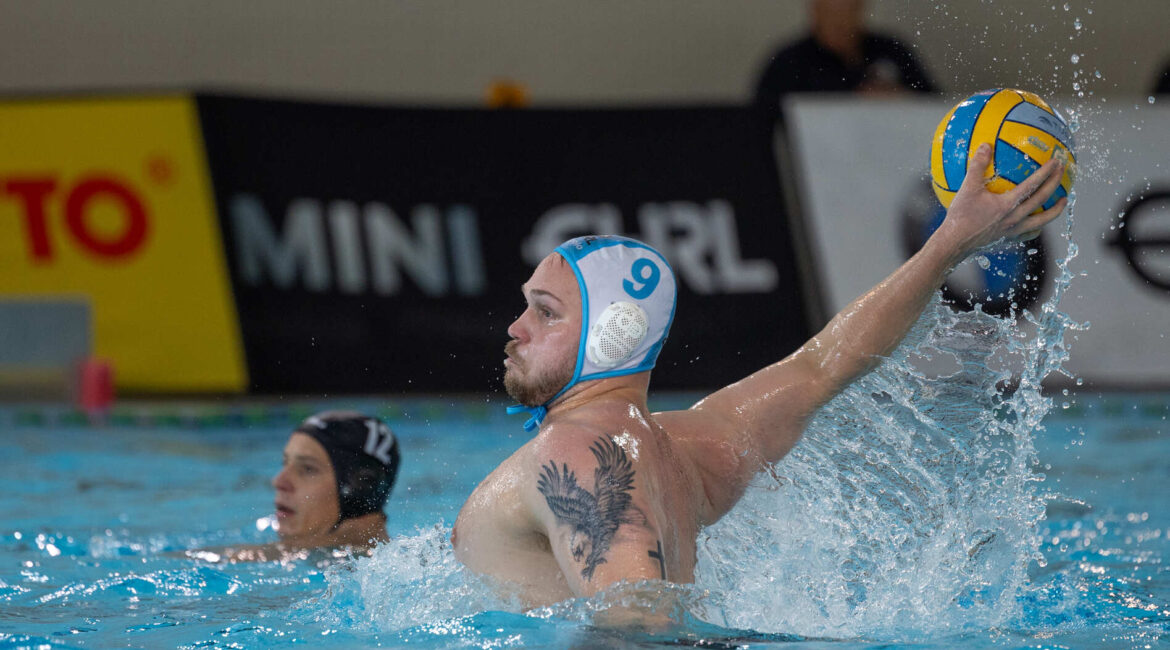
xmin=694 ymin=144 xmax=1068 ymax=467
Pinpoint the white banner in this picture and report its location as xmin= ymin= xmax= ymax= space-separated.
xmin=785 ymin=95 xmax=1170 ymax=387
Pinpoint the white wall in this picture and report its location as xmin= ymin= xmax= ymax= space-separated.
xmin=0 ymin=0 xmax=1166 ymax=104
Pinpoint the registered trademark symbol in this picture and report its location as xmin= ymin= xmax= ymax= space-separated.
xmin=146 ymin=155 xmax=175 ymax=186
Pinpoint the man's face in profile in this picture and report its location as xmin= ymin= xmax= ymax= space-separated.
xmin=503 ymin=254 xmax=581 ymax=407
xmin=272 ymin=433 xmax=340 ymax=541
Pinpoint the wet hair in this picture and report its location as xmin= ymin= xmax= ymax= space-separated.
xmin=294 ymin=411 xmax=400 ymax=522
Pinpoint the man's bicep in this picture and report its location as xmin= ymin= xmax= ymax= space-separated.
xmin=549 ymin=517 xmax=668 ymax=596
xmin=528 ymin=435 xmax=666 ymax=596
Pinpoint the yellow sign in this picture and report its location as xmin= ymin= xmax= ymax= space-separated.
xmin=0 ymin=96 xmax=247 ymax=393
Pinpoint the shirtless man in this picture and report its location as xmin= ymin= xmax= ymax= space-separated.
xmin=453 ymin=144 xmax=1067 ymax=609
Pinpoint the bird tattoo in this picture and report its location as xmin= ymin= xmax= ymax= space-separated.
xmin=536 ymin=436 xmax=645 ymax=581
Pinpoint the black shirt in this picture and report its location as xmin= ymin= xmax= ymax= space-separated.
xmin=1154 ymin=61 xmax=1170 ymax=94
xmin=754 ymin=33 xmax=937 ymax=123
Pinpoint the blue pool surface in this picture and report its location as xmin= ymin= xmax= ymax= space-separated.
xmin=0 ymin=390 xmax=1167 ymax=649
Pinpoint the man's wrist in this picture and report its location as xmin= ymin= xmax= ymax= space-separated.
xmin=921 ymin=224 xmax=973 ymax=272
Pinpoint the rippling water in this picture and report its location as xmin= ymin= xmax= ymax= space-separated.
xmin=2 ymin=398 xmax=1168 ymax=648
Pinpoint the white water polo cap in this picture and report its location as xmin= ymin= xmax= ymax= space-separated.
xmin=507 ymin=235 xmax=678 ymax=431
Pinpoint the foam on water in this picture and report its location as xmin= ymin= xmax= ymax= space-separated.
xmin=314 ymin=524 xmax=516 ymax=632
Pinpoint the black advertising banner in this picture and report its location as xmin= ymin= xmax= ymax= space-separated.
xmin=196 ymin=95 xmax=815 ymax=394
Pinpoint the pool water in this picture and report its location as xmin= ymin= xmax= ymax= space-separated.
xmin=0 ymin=387 xmax=1166 ymax=649
xmin=3 ymin=208 xmax=1169 ymax=649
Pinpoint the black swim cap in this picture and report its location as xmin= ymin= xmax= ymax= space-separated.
xmin=294 ymin=411 xmax=400 ymax=522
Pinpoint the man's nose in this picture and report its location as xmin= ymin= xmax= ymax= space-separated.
xmin=272 ymin=467 xmax=292 ymax=491
xmin=506 ymin=309 xmax=529 ymax=342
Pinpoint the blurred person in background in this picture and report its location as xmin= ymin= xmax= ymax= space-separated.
xmin=1152 ymin=57 xmax=1170 ymax=94
xmin=190 ymin=411 xmax=400 ymax=562
xmin=753 ymin=0 xmax=936 ymax=124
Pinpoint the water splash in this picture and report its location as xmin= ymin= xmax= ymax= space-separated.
xmin=314 ymin=524 xmax=521 ymax=632
xmin=693 ymin=207 xmax=1083 ymax=639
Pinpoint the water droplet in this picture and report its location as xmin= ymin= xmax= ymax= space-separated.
xmin=1074 ymin=18 xmax=1082 ymax=29
xmin=1150 ymin=96 xmax=1157 ymax=104
xmin=1070 ymin=54 xmax=1080 ymax=64
xmin=976 ymin=255 xmax=991 ymax=270
xmin=1063 ymin=2 xmax=1069 ymax=10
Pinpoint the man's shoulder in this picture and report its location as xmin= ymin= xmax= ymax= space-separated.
xmin=533 ymin=415 xmax=634 ymax=461
xmin=652 ymin=400 xmax=740 ymax=440
xmin=530 ymin=402 xmax=671 ymax=473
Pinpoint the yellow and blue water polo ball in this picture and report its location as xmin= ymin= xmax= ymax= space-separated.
xmin=931 ymin=88 xmax=1075 ymax=210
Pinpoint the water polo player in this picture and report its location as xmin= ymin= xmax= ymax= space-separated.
xmin=453 ymin=145 xmax=1067 ymax=617
xmin=272 ymin=411 xmax=400 ymax=550
xmin=190 ymin=410 xmax=399 ymax=563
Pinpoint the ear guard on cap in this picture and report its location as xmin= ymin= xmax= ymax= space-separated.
xmin=587 ymin=301 xmax=649 ymax=369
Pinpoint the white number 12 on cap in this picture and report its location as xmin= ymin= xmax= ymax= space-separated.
xmin=364 ymin=421 xmax=395 ymax=464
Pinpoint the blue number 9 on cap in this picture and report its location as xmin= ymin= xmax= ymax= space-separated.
xmin=623 ymin=259 xmax=660 ymax=299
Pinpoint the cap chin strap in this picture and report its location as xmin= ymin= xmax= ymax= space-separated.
xmin=506 ymin=403 xmax=547 ymax=432
xmin=506 ymin=348 xmax=581 ymax=433
xmin=507 ymin=375 xmax=577 ymax=432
